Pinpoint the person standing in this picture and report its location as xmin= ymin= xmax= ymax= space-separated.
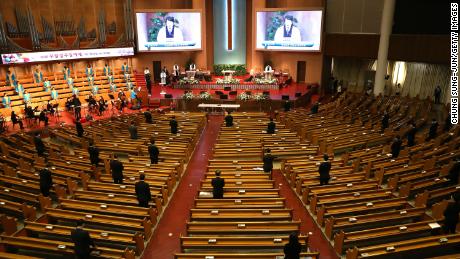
xmin=39 ymin=164 xmax=53 ymax=197
xmin=144 ymin=67 xmax=152 ymax=95
xmin=34 ymin=132 xmax=46 ymax=156
xmin=407 ymin=122 xmax=417 ymax=147
xmin=267 ymin=118 xmax=276 ymax=134
xmin=211 ymin=170 xmax=225 ymax=199
xmin=443 ymin=192 xmax=460 ymax=234
xmin=283 ymin=232 xmax=302 ymax=259
xmin=263 ymin=149 xmax=276 ymax=179
xmin=88 ymin=140 xmax=100 ymax=167
xmin=144 ymin=109 xmax=153 ymax=123
xmin=283 ymin=100 xmax=291 ymax=112
xmin=71 ymin=219 xmax=95 ymax=259
xmin=434 ymin=85 xmax=442 ymax=104
xmin=170 ymin=116 xmax=178 ymax=134
xmin=319 ymin=154 xmax=331 ymax=185
xmin=76 ymin=119 xmax=84 ymax=137
xmin=391 ymin=135 xmax=402 ymax=158
xmin=73 ymin=95 xmax=82 ymax=120
xmin=135 ymin=174 xmax=152 ymax=207
xmin=128 ymin=121 xmax=138 ymax=139
xmin=148 ymin=138 xmax=159 ymax=164
xmin=110 ymin=154 xmax=124 ymax=184
xmin=225 ymin=112 xmax=233 ymax=127
xmin=427 ymin=118 xmax=439 ymax=141
xmin=381 ymin=111 xmax=390 ymax=133
xmin=310 ymin=102 xmax=319 ymax=114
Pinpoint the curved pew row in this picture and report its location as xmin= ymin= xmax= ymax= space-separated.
xmin=0 ymin=112 xmax=206 ymax=258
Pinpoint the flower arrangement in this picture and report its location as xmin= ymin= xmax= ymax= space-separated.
xmin=178 ymin=78 xmax=199 ymax=85
xmin=254 ymin=77 xmax=278 ymax=85
xmin=181 ymin=92 xmax=195 ymax=100
xmin=199 ymin=91 xmax=212 ymax=100
xmin=253 ymin=93 xmax=269 ymax=101
xmin=216 ymin=78 xmax=240 ymax=84
xmin=237 ymin=92 xmax=251 ymax=101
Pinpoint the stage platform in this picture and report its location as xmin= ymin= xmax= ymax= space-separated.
xmin=151 ymin=79 xmax=315 ymax=101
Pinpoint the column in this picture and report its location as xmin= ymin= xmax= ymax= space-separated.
xmin=374 ymin=0 xmax=395 ymax=96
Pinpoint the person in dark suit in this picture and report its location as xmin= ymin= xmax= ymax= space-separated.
xmin=283 ymin=100 xmax=291 ymax=112
xmin=170 ymin=116 xmax=178 ymax=134
xmin=144 ymin=109 xmax=153 ymax=124
xmin=88 ymin=140 xmax=100 ymax=167
xmin=128 ymin=121 xmax=138 ymax=139
xmin=448 ymin=160 xmax=460 ymax=185
xmin=434 ymin=85 xmax=442 ymax=104
xmin=284 ymin=232 xmax=302 ymax=259
xmin=381 ymin=111 xmax=389 ymax=133
xmin=110 ymin=154 xmax=124 ymax=184
xmin=71 ymin=219 xmax=95 ymax=259
xmin=407 ymin=122 xmax=417 ymax=147
xmin=319 ymin=154 xmax=331 ymax=185
xmin=135 ymin=173 xmax=152 ymax=207
xmin=211 ymin=170 xmax=225 ymax=199
xmin=73 ymin=95 xmax=82 ymax=120
xmin=443 ymin=192 xmax=460 ymax=234
xmin=148 ymin=138 xmax=159 ymax=164
xmin=10 ymin=111 xmax=24 ymax=130
xmin=310 ymin=102 xmax=319 ymax=114
xmin=39 ymin=109 xmax=49 ymax=126
xmin=225 ymin=112 xmax=233 ymax=127
xmin=267 ymin=118 xmax=276 ymax=134
xmin=39 ymin=164 xmax=53 ymax=197
xmin=391 ymin=135 xmax=402 ymax=158
xmin=76 ymin=119 xmax=84 ymax=137
xmin=263 ymin=149 xmax=276 ymax=179
xmin=34 ymin=132 xmax=46 ymax=156
xmin=426 ymin=118 xmax=439 ymax=141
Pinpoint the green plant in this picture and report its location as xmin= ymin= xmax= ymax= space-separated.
xmin=148 ymin=13 xmax=180 ymax=42
xmin=265 ymin=11 xmax=298 ymax=41
xmin=213 ymin=64 xmax=247 ymax=76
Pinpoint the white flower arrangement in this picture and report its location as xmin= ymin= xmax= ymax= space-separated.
xmin=182 ymin=92 xmax=195 ymax=100
xmin=199 ymin=91 xmax=212 ymax=100
xmin=254 ymin=77 xmax=277 ymax=85
xmin=178 ymin=78 xmax=199 ymax=85
xmin=253 ymin=93 xmax=268 ymax=101
xmin=216 ymin=78 xmax=240 ymax=84
xmin=238 ymin=92 xmax=251 ymax=101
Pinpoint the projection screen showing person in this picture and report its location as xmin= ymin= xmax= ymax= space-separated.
xmin=256 ymin=10 xmax=323 ymax=51
xmin=136 ymin=11 xmax=202 ymax=51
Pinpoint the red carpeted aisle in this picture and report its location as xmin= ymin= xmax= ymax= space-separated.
xmin=142 ymin=115 xmax=223 ymax=258
xmin=272 ymin=169 xmax=339 ymax=259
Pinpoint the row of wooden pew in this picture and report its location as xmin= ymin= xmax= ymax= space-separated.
xmin=0 ymin=112 xmax=206 ymax=258
xmin=175 ymin=112 xmax=320 ymax=259
xmin=279 ymin=93 xmax=460 ymax=258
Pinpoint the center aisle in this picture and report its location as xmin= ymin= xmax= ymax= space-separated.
xmin=143 ymin=115 xmax=223 ymax=258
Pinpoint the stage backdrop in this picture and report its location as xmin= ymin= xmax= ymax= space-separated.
xmin=213 ymin=0 xmax=246 ymax=65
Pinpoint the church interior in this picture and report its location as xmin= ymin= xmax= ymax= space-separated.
xmin=0 ymin=0 xmax=457 ymax=258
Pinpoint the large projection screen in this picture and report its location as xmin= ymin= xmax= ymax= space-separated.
xmin=256 ymin=9 xmax=323 ymax=51
xmin=136 ymin=10 xmax=202 ymax=52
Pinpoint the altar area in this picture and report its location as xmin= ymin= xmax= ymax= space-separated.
xmin=171 ymin=73 xmax=287 ymax=91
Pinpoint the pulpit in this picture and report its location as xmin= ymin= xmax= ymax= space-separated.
xmin=222 ymin=70 xmax=235 ymax=81
xmin=186 ymin=70 xmax=196 ymax=80
xmin=264 ymin=70 xmax=274 ymax=80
